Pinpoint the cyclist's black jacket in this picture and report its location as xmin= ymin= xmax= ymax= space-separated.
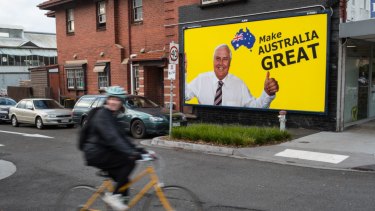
xmin=82 ymin=107 xmax=140 ymax=167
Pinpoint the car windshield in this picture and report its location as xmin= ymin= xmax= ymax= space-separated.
xmin=0 ymin=98 xmax=16 ymax=106
xmin=7 ymin=99 xmax=16 ymax=105
xmin=125 ymin=97 xmax=159 ymax=108
xmin=33 ymin=100 xmax=63 ymax=109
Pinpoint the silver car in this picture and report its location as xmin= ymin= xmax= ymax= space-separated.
xmin=9 ymin=98 xmax=74 ymax=129
xmin=0 ymin=97 xmax=17 ymax=123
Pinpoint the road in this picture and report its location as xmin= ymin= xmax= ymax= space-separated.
xmin=0 ymin=124 xmax=374 ymax=211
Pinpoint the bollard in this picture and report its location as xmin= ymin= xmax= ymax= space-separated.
xmin=278 ymin=110 xmax=287 ymax=131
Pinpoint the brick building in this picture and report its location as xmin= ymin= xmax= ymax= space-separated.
xmin=38 ymin=0 xmax=375 ymax=131
xmin=38 ymin=0 xmax=196 ymax=109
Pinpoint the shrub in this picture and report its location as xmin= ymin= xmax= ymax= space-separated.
xmin=171 ymin=123 xmax=290 ymax=147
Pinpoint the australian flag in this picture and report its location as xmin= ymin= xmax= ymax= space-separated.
xmin=231 ymin=27 xmax=256 ymax=51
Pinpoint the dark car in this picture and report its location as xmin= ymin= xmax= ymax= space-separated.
xmin=0 ymin=97 xmax=17 ymax=123
xmin=72 ymin=95 xmax=187 ymax=138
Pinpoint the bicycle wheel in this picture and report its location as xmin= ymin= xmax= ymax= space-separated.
xmin=142 ymin=185 xmax=203 ymax=211
xmin=55 ymin=185 xmax=109 ymax=211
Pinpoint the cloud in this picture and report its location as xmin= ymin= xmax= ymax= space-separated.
xmin=0 ymin=0 xmax=56 ymax=33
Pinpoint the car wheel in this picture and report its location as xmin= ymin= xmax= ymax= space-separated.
xmin=81 ymin=116 xmax=88 ymax=127
xmin=131 ymin=119 xmax=146 ymax=139
xmin=36 ymin=117 xmax=44 ymax=129
xmin=11 ymin=115 xmax=19 ymax=127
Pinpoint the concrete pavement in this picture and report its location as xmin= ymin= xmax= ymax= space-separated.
xmin=148 ymin=120 xmax=375 ymax=172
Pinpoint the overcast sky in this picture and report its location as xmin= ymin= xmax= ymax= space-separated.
xmin=0 ymin=0 xmax=56 ymax=33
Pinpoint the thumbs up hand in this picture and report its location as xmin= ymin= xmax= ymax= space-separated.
xmin=264 ymin=71 xmax=279 ymax=96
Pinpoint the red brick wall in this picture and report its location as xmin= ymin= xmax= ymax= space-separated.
xmin=52 ymin=0 xmax=200 ymax=110
xmin=55 ymin=0 xmax=126 ymax=99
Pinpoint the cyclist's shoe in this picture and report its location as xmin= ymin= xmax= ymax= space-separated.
xmin=103 ymin=192 xmax=129 ymax=211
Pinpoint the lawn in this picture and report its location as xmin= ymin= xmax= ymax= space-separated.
xmin=171 ymin=123 xmax=291 ymax=147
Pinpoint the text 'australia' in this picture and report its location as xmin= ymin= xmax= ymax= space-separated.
xmin=258 ymin=30 xmax=320 ymax=70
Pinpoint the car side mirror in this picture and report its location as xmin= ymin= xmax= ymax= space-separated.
xmin=26 ymin=105 xmax=33 ymax=110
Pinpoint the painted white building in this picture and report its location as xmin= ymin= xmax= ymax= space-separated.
xmin=347 ymin=0 xmax=374 ymax=21
xmin=0 ymin=25 xmax=57 ymax=93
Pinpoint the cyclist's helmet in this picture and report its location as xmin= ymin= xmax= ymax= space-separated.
xmin=105 ymin=86 xmax=126 ymax=99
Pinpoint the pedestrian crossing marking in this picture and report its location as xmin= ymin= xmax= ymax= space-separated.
xmin=275 ymin=149 xmax=349 ymax=164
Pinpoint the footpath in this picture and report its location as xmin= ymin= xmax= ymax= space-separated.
xmin=145 ymin=120 xmax=375 ymax=172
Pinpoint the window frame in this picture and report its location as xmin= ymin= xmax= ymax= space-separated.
xmin=65 ymin=67 xmax=86 ymax=90
xmin=98 ymin=64 xmax=110 ymax=90
xmin=132 ymin=64 xmax=140 ymax=94
xmin=97 ymin=1 xmax=107 ymax=29
xmin=132 ymin=0 xmax=143 ymax=22
xmin=66 ymin=8 xmax=75 ymax=34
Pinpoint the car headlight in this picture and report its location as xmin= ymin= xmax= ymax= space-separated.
xmin=149 ymin=116 xmax=164 ymax=122
xmin=44 ymin=114 xmax=57 ymax=118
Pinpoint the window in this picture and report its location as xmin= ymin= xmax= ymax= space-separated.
xmin=66 ymin=68 xmax=85 ymax=90
xmin=92 ymin=97 xmax=106 ymax=108
xmin=67 ymin=9 xmax=75 ymax=33
xmin=98 ymin=64 xmax=110 ymax=89
xmin=133 ymin=65 xmax=140 ymax=94
xmin=133 ymin=0 xmax=143 ymax=22
xmin=33 ymin=100 xmax=62 ymax=109
xmin=97 ymin=1 xmax=106 ymax=28
xmin=17 ymin=101 xmax=26 ymax=109
xmin=76 ymin=97 xmax=95 ymax=108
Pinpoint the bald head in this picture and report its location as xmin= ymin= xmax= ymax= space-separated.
xmin=213 ymin=44 xmax=232 ymax=80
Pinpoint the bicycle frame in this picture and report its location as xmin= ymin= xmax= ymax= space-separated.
xmin=80 ymin=165 xmax=174 ymax=211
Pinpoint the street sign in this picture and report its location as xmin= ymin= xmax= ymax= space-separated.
xmin=169 ymin=42 xmax=179 ymax=64
xmin=168 ymin=64 xmax=176 ymax=80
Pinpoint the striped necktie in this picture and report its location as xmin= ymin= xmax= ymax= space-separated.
xmin=214 ymin=80 xmax=224 ymax=106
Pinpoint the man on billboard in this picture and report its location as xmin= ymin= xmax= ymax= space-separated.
xmin=185 ymin=44 xmax=279 ymax=108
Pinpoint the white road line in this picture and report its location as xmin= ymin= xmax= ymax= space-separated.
xmin=0 ymin=144 xmax=4 ymax=147
xmin=275 ymin=149 xmax=349 ymax=164
xmin=0 ymin=130 xmax=54 ymax=139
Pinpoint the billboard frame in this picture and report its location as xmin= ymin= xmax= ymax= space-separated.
xmin=181 ymin=10 xmax=332 ymax=115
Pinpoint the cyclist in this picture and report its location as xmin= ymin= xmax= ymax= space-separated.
xmin=80 ymin=86 xmax=146 ymax=210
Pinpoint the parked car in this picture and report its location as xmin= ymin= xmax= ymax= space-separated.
xmin=9 ymin=98 xmax=74 ymax=129
xmin=72 ymin=95 xmax=187 ymax=138
xmin=0 ymin=97 xmax=17 ymax=123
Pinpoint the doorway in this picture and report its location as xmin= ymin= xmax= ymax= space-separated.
xmin=143 ymin=66 xmax=164 ymax=106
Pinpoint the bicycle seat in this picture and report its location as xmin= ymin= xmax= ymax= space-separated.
xmin=96 ymin=170 xmax=110 ymax=178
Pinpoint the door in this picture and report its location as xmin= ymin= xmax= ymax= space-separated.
xmin=24 ymin=100 xmax=36 ymax=123
xmin=144 ymin=66 xmax=164 ymax=106
xmin=344 ymin=40 xmax=372 ymax=124
xmin=369 ymin=45 xmax=375 ymax=117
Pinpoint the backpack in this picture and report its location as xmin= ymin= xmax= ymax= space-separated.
xmin=78 ymin=107 xmax=101 ymax=151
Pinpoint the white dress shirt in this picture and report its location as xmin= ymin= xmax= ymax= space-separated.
xmin=185 ymin=72 xmax=275 ymax=108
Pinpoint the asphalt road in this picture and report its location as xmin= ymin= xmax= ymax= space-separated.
xmin=0 ymin=124 xmax=375 ymax=211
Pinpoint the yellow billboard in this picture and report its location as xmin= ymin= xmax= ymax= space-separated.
xmin=184 ymin=13 xmax=329 ymax=113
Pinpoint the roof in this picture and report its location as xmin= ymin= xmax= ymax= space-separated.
xmin=0 ymin=31 xmax=56 ymax=49
xmin=38 ymin=0 xmax=74 ymax=10
xmin=0 ymin=24 xmax=23 ymax=30
xmin=339 ymin=19 xmax=375 ymax=42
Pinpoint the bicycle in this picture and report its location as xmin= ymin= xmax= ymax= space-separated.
xmin=55 ymin=152 xmax=203 ymax=211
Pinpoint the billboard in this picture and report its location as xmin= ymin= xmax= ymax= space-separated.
xmin=183 ymin=12 xmax=330 ymax=113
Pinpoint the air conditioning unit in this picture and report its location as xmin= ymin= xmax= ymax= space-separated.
xmin=99 ymin=15 xmax=106 ymax=24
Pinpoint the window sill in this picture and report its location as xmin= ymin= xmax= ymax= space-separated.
xmin=96 ymin=26 xmax=106 ymax=32
xmin=132 ymin=21 xmax=143 ymax=26
xmin=68 ymin=88 xmax=86 ymax=91
xmin=67 ymin=32 xmax=75 ymax=36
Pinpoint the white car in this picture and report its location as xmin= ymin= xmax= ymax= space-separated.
xmin=9 ymin=98 xmax=74 ymax=129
